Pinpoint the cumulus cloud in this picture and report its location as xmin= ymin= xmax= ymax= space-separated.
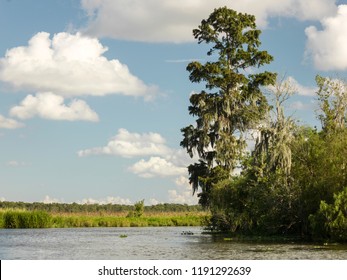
xmin=290 ymin=101 xmax=313 ymax=110
xmin=168 ymin=176 xmax=198 ymax=205
xmin=267 ymin=76 xmax=317 ymax=97
xmin=81 ymin=0 xmax=338 ymax=42
xmin=78 ymin=196 xmax=132 ymax=205
xmin=78 ymin=128 xmax=193 ymax=179
xmin=305 ymin=5 xmax=347 ymax=70
xmin=0 ymin=114 xmax=24 ymax=129
xmin=0 ymin=32 xmax=157 ymax=99
xmin=147 ymin=198 xmax=161 ymax=206
xmin=286 ymin=76 xmax=317 ymax=97
xmin=5 ymin=160 xmax=28 ymax=167
xmin=128 ymin=156 xmax=187 ymax=178
xmin=10 ymin=92 xmax=99 ymax=122
xmin=0 ymin=197 xmax=5 ymax=202
xmin=42 ymin=195 xmax=132 ymax=205
xmin=78 ymin=128 xmax=171 ymax=157
xmin=42 ymin=195 xmax=63 ymax=204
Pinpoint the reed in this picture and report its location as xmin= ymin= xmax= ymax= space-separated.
xmin=0 ymin=208 xmax=208 ymax=228
xmin=50 ymin=214 xmax=206 ymax=228
xmin=2 ymin=209 xmax=52 ymax=228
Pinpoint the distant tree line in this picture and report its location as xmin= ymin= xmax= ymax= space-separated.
xmin=0 ymin=201 xmax=203 ymax=214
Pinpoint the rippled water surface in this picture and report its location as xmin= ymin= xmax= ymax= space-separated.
xmin=1 ymin=227 xmax=347 ymax=259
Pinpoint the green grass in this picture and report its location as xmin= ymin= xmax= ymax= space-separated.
xmin=50 ymin=214 xmax=205 ymax=228
xmin=0 ymin=209 xmax=207 ymax=229
xmin=1 ymin=209 xmax=52 ymax=228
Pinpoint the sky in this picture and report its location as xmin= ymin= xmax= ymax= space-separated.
xmin=1 ymin=0 xmax=347 ymax=205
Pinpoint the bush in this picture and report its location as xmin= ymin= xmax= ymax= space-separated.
xmin=127 ymin=200 xmax=144 ymax=218
xmin=310 ymin=187 xmax=347 ymax=241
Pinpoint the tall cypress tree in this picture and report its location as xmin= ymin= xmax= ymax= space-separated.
xmin=181 ymin=7 xmax=276 ymax=207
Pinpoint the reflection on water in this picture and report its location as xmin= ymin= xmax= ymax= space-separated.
xmin=0 ymin=227 xmax=346 ymax=259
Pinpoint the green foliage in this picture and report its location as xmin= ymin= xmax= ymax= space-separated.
xmin=0 ymin=203 xmax=206 ymax=229
xmin=0 ymin=208 xmax=206 ymax=228
xmin=134 ymin=199 xmax=144 ymax=216
xmin=0 ymin=201 xmax=202 ymax=214
xmin=127 ymin=200 xmax=145 ymax=218
xmin=178 ymin=9 xmax=347 ymax=241
xmin=291 ymin=128 xmax=347 ymax=235
xmin=3 ymin=210 xmax=52 ymax=228
xmin=179 ymin=6 xmax=347 ymax=242
xmin=207 ymin=90 xmax=347 ymax=239
xmin=310 ymin=188 xmax=347 ymax=241
xmin=49 ymin=214 xmax=205 ymax=228
xmin=208 ymin=177 xmax=254 ymax=233
xmin=181 ymin=7 xmax=275 ymax=208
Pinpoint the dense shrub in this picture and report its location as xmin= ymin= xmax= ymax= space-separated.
xmin=310 ymin=187 xmax=347 ymax=241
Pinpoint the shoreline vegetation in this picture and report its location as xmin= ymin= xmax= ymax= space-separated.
xmin=0 ymin=206 xmax=340 ymax=244
xmin=0 ymin=201 xmax=208 ymax=229
xmin=178 ymin=7 xmax=347 ymax=243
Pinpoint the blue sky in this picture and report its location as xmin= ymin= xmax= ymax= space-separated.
xmin=1 ymin=0 xmax=347 ymax=205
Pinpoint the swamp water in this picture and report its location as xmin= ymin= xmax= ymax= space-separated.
xmin=0 ymin=227 xmax=347 ymax=259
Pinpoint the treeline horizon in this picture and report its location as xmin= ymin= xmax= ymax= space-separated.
xmin=0 ymin=201 xmax=203 ymax=213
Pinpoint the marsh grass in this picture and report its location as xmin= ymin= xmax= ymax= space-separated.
xmin=1 ymin=209 xmax=51 ymax=228
xmin=50 ymin=213 xmax=206 ymax=228
xmin=0 ymin=209 xmax=207 ymax=228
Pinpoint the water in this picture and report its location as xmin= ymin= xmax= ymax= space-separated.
xmin=1 ymin=227 xmax=347 ymax=259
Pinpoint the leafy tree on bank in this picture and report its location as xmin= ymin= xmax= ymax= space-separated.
xmin=207 ymin=77 xmax=299 ymax=234
xmin=181 ymin=7 xmax=276 ymax=208
xmin=205 ymin=75 xmax=347 ymax=237
xmin=127 ymin=200 xmax=145 ymax=217
xmin=181 ymin=7 xmax=347 ymax=240
xmin=292 ymin=76 xmax=347 ymax=238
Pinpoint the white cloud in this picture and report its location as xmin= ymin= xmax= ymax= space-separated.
xmin=78 ymin=196 xmax=132 ymax=205
xmin=286 ymin=76 xmax=317 ymax=97
xmin=77 ymin=128 xmax=194 ymax=180
xmin=168 ymin=176 xmax=198 ymax=205
xmin=0 ymin=197 xmax=5 ymax=202
xmin=0 ymin=32 xmax=157 ymax=99
xmin=81 ymin=0 xmax=338 ymax=42
xmin=78 ymin=128 xmax=171 ymax=157
xmin=280 ymin=0 xmax=338 ymax=21
xmin=0 ymin=114 xmax=24 ymax=129
xmin=42 ymin=195 xmax=63 ymax=204
xmin=10 ymin=92 xmax=99 ymax=122
xmin=147 ymin=198 xmax=161 ymax=206
xmin=42 ymin=195 xmax=132 ymax=205
xmin=266 ymin=76 xmax=317 ymax=97
xmin=305 ymin=5 xmax=347 ymax=70
xmin=129 ymin=156 xmax=187 ymax=178
xmin=290 ymin=101 xmax=312 ymax=111
xmin=5 ymin=160 xmax=28 ymax=167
